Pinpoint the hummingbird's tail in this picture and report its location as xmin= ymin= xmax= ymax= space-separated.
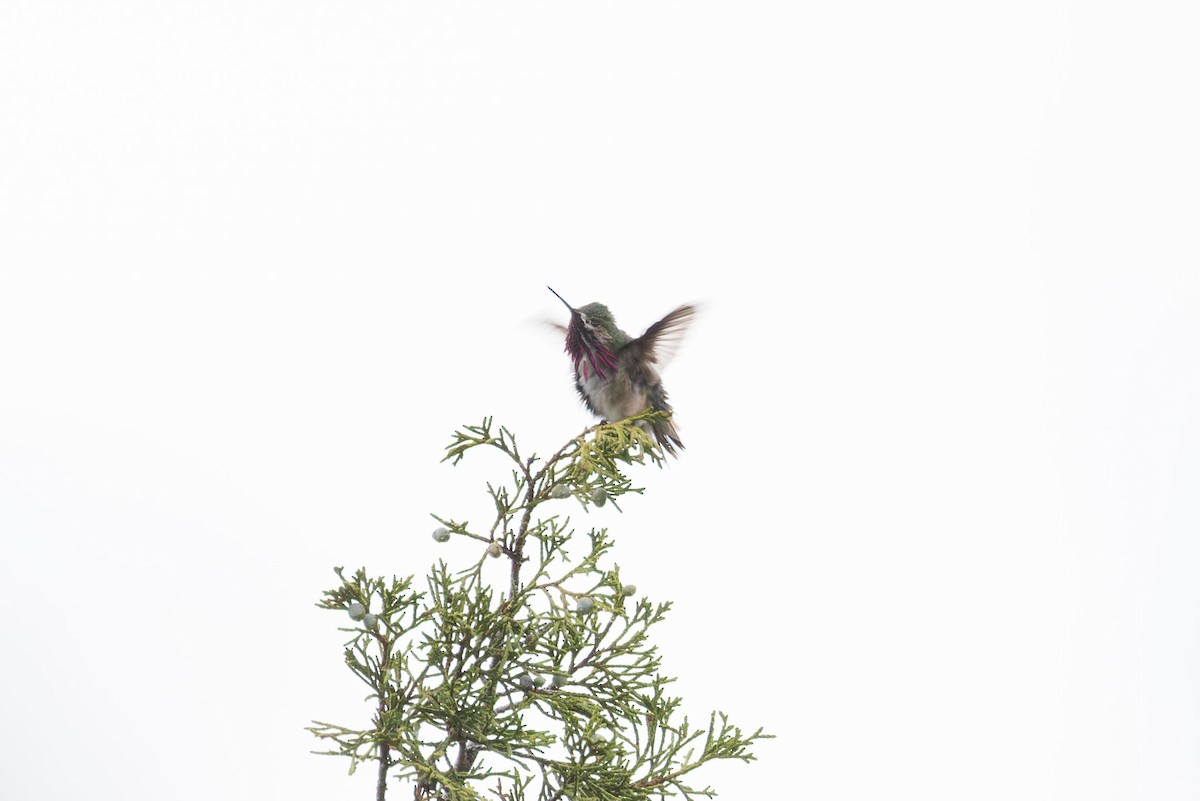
xmin=643 ymin=414 xmax=683 ymax=458
xmin=642 ymin=382 xmax=683 ymax=457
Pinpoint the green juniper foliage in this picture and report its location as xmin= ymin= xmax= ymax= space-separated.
xmin=310 ymin=412 xmax=768 ymax=800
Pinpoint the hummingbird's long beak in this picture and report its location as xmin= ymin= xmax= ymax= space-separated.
xmin=547 ymin=286 xmax=577 ymax=314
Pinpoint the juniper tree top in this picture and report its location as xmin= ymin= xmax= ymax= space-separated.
xmin=311 ymin=416 xmax=767 ymax=800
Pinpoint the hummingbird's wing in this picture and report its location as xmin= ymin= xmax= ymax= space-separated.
xmin=625 ymin=304 xmax=697 ymax=368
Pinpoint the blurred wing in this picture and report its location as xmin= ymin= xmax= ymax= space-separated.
xmin=627 ymin=304 xmax=697 ymax=367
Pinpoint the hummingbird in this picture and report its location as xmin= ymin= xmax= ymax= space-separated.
xmin=548 ymin=287 xmax=696 ymax=457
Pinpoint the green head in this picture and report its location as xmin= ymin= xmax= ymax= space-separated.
xmin=548 ymin=288 xmax=630 ymax=380
xmin=574 ymin=302 xmax=625 ymax=345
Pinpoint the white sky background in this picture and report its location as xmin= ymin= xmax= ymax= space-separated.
xmin=2 ymin=2 xmax=1198 ymax=799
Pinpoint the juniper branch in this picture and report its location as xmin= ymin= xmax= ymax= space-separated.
xmin=312 ymin=417 xmax=770 ymax=800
